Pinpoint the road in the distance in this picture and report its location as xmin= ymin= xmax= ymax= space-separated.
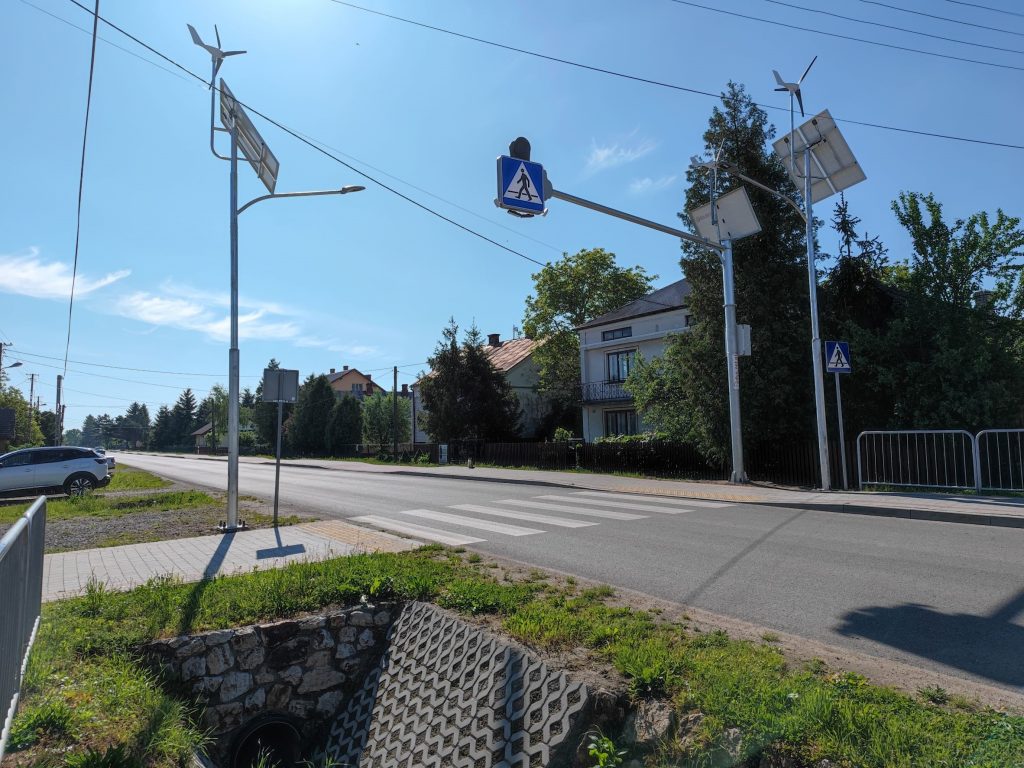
xmin=120 ymin=453 xmax=1024 ymax=693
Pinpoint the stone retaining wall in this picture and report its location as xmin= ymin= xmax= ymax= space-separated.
xmin=145 ymin=603 xmax=396 ymax=752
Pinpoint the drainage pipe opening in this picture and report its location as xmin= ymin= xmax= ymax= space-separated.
xmin=231 ymin=717 xmax=302 ymax=768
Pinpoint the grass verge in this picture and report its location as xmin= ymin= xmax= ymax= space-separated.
xmin=7 ymin=548 xmax=1023 ymax=767
xmin=102 ymin=465 xmax=172 ymax=492
xmin=0 ymin=491 xmax=218 ymax=525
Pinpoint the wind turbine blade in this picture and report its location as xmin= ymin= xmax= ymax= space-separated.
xmin=212 ymin=59 xmax=223 ymax=82
xmin=215 ymin=24 xmax=221 ymax=49
xmin=773 ymin=70 xmax=785 ymax=88
xmin=799 ymin=55 xmax=817 ymax=85
xmin=222 ymin=50 xmax=247 ymax=57
xmin=187 ymin=24 xmax=203 ymax=47
xmin=795 ymin=89 xmax=805 ymax=118
xmin=775 ymin=87 xmax=788 ymax=92
xmin=715 ymin=138 xmax=725 ymax=162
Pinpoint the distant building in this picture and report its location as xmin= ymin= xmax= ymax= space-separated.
xmin=412 ymin=333 xmax=548 ymax=442
xmin=576 ymin=279 xmax=692 ymax=441
xmin=325 ymin=366 xmax=388 ymax=399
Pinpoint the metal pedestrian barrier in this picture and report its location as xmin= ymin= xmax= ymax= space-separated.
xmin=1 ymin=497 xmax=46 ymax=761
xmin=856 ymin=430 xmax=978 ymax=491
xmin=975 ymin=429 xmax=1024 ymax=492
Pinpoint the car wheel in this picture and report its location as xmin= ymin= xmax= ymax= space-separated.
xmin=64 ymin=474 xmax=96 ymax=497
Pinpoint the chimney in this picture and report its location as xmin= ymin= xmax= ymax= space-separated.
xmin=330 ymin=368 xmax=335 ymax=374
xmin=488 ymin=333 xmax=501 ymax=347
xmin=366 ymin=373 xmax=371 ymax=381
xmin=343 ymin=365 xmax=349 ymax=371
xmin=401 ymin=383 xmax=409 ymax=395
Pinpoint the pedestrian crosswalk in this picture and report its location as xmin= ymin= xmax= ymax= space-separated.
xmin=350 ymin=490 xmax=722 ymax=547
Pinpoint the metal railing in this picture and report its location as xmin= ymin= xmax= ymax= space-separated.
xmin=580 ymin=380 xmax=631 ymax=403
xmin=856 ymin=430 xmax=978 ymax=491
xmin=976 ymin=429 xmax=1024 ymax=492
xmin=1 ymin=497 xmax=46 ymax=762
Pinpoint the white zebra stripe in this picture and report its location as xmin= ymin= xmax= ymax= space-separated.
xmin=390 ymin=509 xmax=542 ymax=536
xmin=450 ymin=504 xmax=598 ymax=529
xmin=351 ymin=516 xmax=484 ymax=546
xmin=496 ymin=499 xmax=644 ymax=521
xmin=538 ymin=495 xmax=688 ymax=514
xmin=572 ymin=491 xmax=729 ymax=508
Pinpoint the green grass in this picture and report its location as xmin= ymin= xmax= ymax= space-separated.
xmin=10 ymin=549 xmax=1024 ymax=767
xmin=102 ymin=464 xmax=171 ymax=492
xmin=0 ymin=490 xmax=217 ymax=524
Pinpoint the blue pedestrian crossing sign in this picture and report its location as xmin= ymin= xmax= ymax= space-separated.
xmin=496 ymin=155 xmax=545 ymax=215
xmin=825 ymin=340 xmax=851 ymax=374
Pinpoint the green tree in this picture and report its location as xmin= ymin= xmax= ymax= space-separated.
xmin=629 ymin=82 xmax=813 ymax=460
xmin=0 ymin=387 xmax=44 ymax=447
xmin=286 ymin=375 xmax=336 ymax=455
xmin=38 ymin=410 xmax=58 ymax=445
xmin=150 ymin=406 xmax=173 ymax=450
xmin=81 ymin=414 xmax=101 ymax=447
xmin=63 ymin=428 xmax=83 ymax=446
xmin=419 ymin=319 xmax=520 ymax=442
xmin=197 ymin=385 xmax=229 ymax=450
xmin=361 ymin=392 xmax=411 ymax=450
xmin=170 ymin=389 xmax=198 ymax=448
xmin=326 ymin=395 xmax=362 ymax=456
xmin=119 ymin=402 xmax=151 ymax=448
xmin=523 ymin=248 xmax=654 ymax=432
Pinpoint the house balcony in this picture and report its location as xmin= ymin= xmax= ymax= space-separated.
xmin=580 ymin=380 xmax=632 ymax=404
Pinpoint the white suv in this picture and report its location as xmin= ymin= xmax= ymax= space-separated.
xmin=0 ymin=446 xmax=111 ymax=496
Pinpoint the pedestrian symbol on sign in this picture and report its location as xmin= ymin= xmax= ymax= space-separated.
xmin=505 ymin=162 xmax=539 ymax=202
xmin=825 ymin=340 xmax=851 ymax=374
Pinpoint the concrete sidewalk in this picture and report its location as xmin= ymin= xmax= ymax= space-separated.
xmin=126 ymin=452 xmax=1024 ymax=528
xmin=43 ymin=521 xmax=417 ymax=603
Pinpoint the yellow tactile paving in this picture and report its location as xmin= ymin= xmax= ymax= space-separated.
xmin=299 ymin=520 xmax=420 ymax=553
xmin=610 ymin=485 xmax=763 ymax=502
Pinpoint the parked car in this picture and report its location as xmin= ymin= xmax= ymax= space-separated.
xmin=0 ymin=446 xmax=111 ymax=496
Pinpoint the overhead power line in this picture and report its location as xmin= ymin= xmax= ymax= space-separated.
xmin=858 ymin=0 xmax=1024 ymax=38
xmin=761 ymin=0 xmax=1024 ymax=55
xmin=63 ymin=0 xmax=548 ymax=270
xmin=669 ymin=0 xmax=1024 ymax=72
xmin=943 ymin=0 xmax=1024 ymax=20
xmin=325 ymin=0 xmax=1024 ymax=151
xmin=63 ymin=0 xmax=100 ymax=380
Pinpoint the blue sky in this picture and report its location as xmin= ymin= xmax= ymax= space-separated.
xmin=3 ymin=0 xmax=1023 ymax=430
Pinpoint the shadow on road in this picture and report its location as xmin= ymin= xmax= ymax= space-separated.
xmin=256 ymin=525 xmax=306 ymax=560
xmin=683 ymin=509 xmax=807 ymax=603
xmin=835 ymin=590 xmax=1024 ymax=687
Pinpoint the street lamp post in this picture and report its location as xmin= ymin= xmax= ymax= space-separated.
xmin=190 ymin=25 xmax=365 ymax=531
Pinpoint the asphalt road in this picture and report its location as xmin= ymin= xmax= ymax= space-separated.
xmin=120 ymin=453 xmax=1024 ymax=693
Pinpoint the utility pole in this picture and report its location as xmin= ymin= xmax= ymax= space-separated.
xmin=392 ymin=365 xmax=399 ymax=459
xmin=55 ymin=375 xmax=63 ymax=446
xmin=28 ymin=373 xmax=37 ymax=420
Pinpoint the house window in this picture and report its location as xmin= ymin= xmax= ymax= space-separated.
xmin=351 ymin=383 xmax=364 ymax=393
xmin=602 ymin=326 xmax=632 ymax=341
xmin=607 ymin=349 xmax=636 ymax=382
xmin=604 ymin=409 xmax=638 ymax=436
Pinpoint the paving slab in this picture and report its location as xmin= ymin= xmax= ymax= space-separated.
xmin=42 ymin=522 xmax=418 ymax=603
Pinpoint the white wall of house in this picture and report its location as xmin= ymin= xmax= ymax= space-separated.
xmin=579 ymin=308 xmax=689 ymax=442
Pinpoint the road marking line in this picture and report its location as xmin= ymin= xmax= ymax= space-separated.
xmin=450 ymin=504 xmax=598 ymax=529
xmin=542 ymin=495 xmax=688 ymax=514
xmin=497 ymin=499 xmax=645 ymax=520
xmin=605 ymin=487 xmax=752 ymax=503
xmin=351 ymin=516 xmax=484 ymax=546
xmin=573 ymin=490 xmax=729 ymax=508
xmin=391 ymin=509 xmax=543 ymax=536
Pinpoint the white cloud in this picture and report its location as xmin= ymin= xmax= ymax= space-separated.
xmin=585 ymin=136 xmax=657 ymax=174
xmin=0 ymin=249 xmax=130 ymax=300
xmin=629 ymin=175 xmax=678 ymax=195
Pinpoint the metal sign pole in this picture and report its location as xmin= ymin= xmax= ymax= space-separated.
xmin=835 ymin=372 xmax=848 ymax=490
xmin=273 ymin=399 xmax=283 ymax=526
xmin=805 ymin=147 xmax=831 ymax=491
xmin=721 ymin=239 xmax=746 ymax=482
xmin=226 ymin=116 xmax=241 ymax=530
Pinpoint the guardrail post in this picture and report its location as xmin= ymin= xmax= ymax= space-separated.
xmin=855 ymin=431 xmax=864 ymax=490
xmin=972 ymin=432 xmax=983 ymax=492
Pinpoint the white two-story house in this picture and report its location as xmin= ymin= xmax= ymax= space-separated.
xmin=577 ymin=279 xmax=692 ymax=441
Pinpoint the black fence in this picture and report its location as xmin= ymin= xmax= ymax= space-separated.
xmin=445 ymin=438 xmax=859 ymax=489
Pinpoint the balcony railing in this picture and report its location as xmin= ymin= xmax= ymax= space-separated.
xmin=580 ymin=379 xmax=631 ymax=403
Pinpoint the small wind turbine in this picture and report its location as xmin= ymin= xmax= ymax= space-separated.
xmin=772 ymin=56 xmax=816 ymax=177
xmin=187 ymin=24 xmax=246 ymax=88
